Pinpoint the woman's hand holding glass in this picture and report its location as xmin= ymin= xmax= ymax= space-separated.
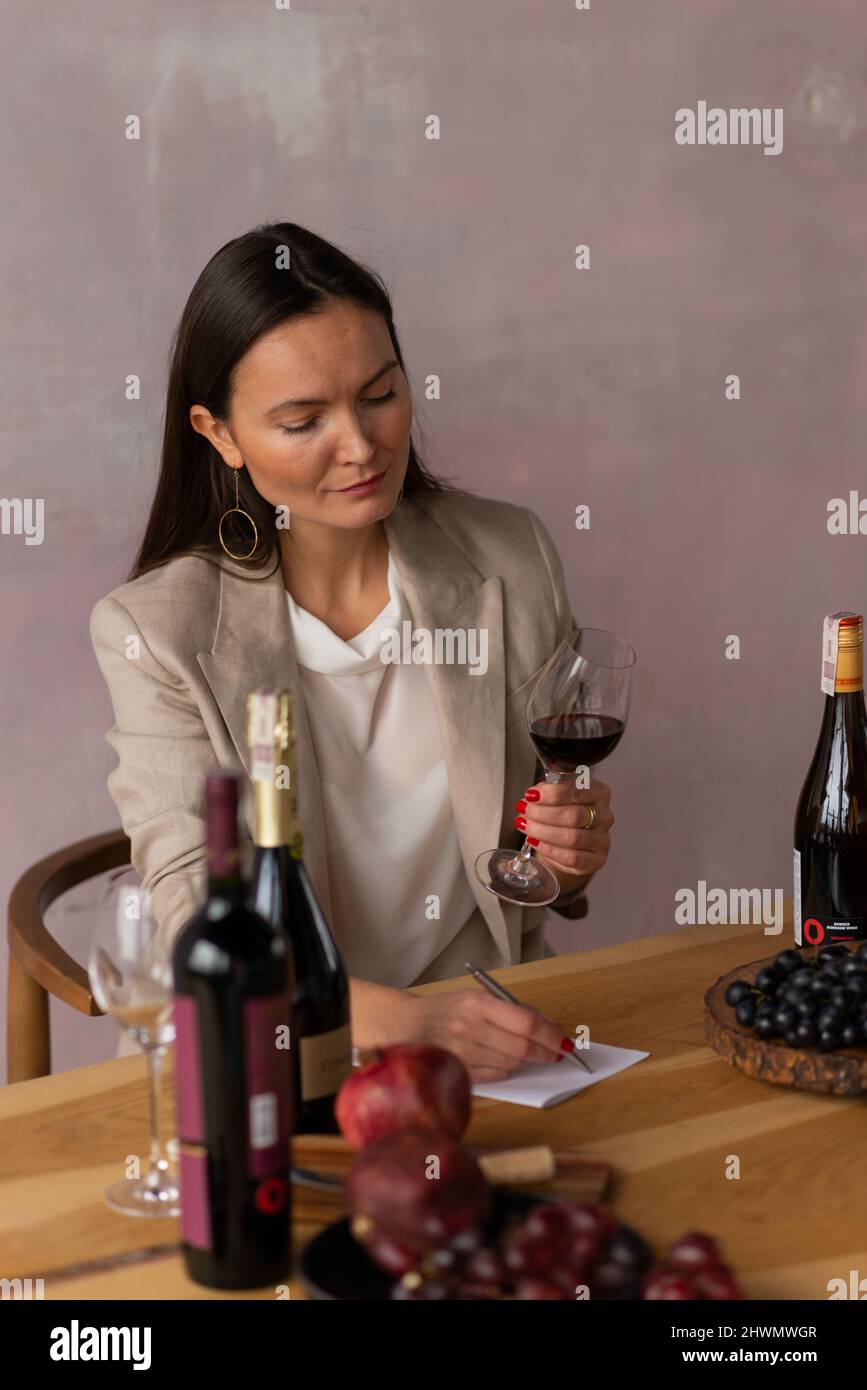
xmin=515 ymin=777 xmax=614 ymax=888
xmin=476 ymin=627 xmax=635 ymax=906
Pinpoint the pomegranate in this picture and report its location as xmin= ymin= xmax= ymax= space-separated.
xmin=336 ymin=1043 xmax=471 ymax=1149
xmin=346 ymin=1128 xmax=490 ymax=1266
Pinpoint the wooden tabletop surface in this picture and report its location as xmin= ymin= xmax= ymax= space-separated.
xmin=3 ymin=921 xmax=865 ymax=1300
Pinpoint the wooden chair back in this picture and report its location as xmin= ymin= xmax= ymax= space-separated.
xmin=6 ymin=830 xmax=132 ymax=1083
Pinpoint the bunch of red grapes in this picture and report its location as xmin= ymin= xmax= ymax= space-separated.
xmin=384 ymin=1203 xmax=743 ymax=1301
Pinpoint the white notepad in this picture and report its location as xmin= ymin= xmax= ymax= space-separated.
xmin=471 ymin=1042 xmax=649 ymax=1109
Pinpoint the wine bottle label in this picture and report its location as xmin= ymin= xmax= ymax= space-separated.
xmin=821 ymin=615 xmax=841 ymax=695
xmin=794 ymin=850 xmax=864 ymax=945
xmin=174 ymin=995 xmax=205 ymax=1143
xmin=299 ymin=1023 xmax=352 ymax=1101
xmin=249 ymin=692 xmax=283 ymax=780
xmin=821 ymin=612 xmax=864 ymax=695
xmin=173 ymin=989 xmax=292 ymax=1254
xmin=243 ymin=991 xmax=293 ymax=1178
xmin=179 ymin=1142 xmax=212 ymax=1252
xmin=800 ymin=914 xmax=863 ymax=947
xmin=173 ymin=994 xmax=213 ymax=1251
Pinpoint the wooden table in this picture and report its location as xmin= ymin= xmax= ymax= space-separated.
xmin=2 ymin=922 xmax=865 ymax=1300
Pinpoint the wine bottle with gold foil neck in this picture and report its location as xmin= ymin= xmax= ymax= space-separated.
xmin=247 ymin=689 xmax=352 ymax=1133
xmin=794 ymin=613 xmax=867 ymax=947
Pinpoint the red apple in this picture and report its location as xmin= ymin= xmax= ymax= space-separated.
xmin=346 ymin=1127 xmax=490 ymax=1267
xmin=336 ymin=1043 xmax=471 ymax=1149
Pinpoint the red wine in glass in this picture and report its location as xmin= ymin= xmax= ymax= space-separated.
xmin=529 ymin=714 xmax=625 ymax=774
xmin=476 ymin=628 xmax=635 ymax=907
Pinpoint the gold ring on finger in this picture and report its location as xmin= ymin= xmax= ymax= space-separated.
xmin=582 ymin=804 xmax=597 ymax=831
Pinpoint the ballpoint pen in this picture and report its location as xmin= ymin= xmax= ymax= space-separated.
xmin=465 ymin=961 xmax=593 ymax=1073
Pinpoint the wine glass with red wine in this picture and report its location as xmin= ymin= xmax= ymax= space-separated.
xmin=475 ymin=628 xmax=635 ymax=906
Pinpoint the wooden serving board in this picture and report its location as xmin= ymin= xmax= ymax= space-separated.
xmin=291 ymin=1134 xmax=610 ymax=1225
xmin=705 ymin=950 xmax=867 ymax=1097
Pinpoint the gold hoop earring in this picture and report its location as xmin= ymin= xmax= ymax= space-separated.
xmin=218 ymin=466 xmax=258 ymax=561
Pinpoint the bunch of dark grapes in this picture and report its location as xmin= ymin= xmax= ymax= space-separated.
xmin=725 ymin=942 xmax=867 ymax=1052
xmin=387 ymin=1203 xmax=742 ymax=1300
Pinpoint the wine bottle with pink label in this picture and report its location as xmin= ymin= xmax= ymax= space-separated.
xmin=172 ymin=769 xmax=294 ymax=1290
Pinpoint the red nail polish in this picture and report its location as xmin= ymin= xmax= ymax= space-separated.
xmin=514 ymin=815 xmax=527 ymax=831
xmin=560 ymin=1037 xmax=575 ymax=1053
xmin=527 ymin=835 xmax=540 ymax=846
xmin=525 ymin=789 xmax=541 ymax=802
xmin=515 ymin=799 xmax=527 ymax=812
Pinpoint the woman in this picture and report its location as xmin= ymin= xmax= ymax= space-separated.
xmin=90 ymin=221 xmax=615 ymax=1081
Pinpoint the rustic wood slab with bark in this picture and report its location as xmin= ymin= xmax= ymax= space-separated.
xmin=705 ymin=950 xmax=867 ymax=1097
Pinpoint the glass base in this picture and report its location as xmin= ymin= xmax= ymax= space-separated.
xmin=104 ymin=1175 xmax=180 ymax=1219
xmin=475 ymin=847 xmax=560 ymax=907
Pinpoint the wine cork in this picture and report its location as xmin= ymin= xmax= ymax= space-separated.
xmin=477 ymin=1146 xmax=556 ymax=1185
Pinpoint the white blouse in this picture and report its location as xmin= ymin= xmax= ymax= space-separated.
xmin=285 ymin=550 xmax=479 ymax=987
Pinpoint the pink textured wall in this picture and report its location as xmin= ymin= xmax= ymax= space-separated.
xmin=2 ymin=0 xmax=866 ymax=1077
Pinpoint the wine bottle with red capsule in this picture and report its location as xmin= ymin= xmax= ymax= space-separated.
xmin=794 ymin=612 xmax=867 ymax=948
xmin=172 ymin=769 xmax=294 ymax=1289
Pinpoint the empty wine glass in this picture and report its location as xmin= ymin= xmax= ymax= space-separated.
xmin=476 ymin=628 xmax=636 ymax=906
xmin=88 ymin=866 xmax=180 ymax=1217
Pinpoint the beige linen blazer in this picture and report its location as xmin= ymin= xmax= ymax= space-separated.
xmin=89 ymin=492 xmax=588 ymax=988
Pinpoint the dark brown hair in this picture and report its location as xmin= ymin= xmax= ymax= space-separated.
xmin=128 ymin=221 xmax=463 ymax=582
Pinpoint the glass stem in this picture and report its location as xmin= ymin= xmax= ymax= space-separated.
xmin=143 ymin=1043 xmax=172 ymax=1190
xmin=507 ymin=769 xmax=566 ymax=872
xmin=510 ymin=836 xmax=533 ymax=870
